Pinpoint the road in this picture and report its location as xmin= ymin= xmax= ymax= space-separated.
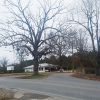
xmin=0 ymin=73 xmax=100 ymax=100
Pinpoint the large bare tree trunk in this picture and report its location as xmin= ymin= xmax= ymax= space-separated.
xmin=59 ymin=55 xmax=62 ymax=69
xmin=33 ymin=48 xmax=39 ymax=75
xmin=34 ymin=59 xmax=39 ymax=75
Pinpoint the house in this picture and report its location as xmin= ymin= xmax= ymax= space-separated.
xmin=24 ymin=65 xmax=34 ymax=72
xmin=24 ymin=63 xmax=57 ymax=73
xmin=7 ymin=65 xmax=14 ymax=72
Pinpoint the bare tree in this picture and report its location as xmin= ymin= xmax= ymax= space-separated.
xmin=94 ymin=0 xmax=100 ymax=52
xmin=16 ymin=47 xmax=28 ymax=64
xmin=48 ymin=24 xmax=73 ymax=68
xmin=1 ymin=0 xmax=64 ymax=74
xmin=75 ymin=29 xmax=88 ymax=52
xmin=82 ymin=0 xmax=96 ymax=52
xmin=66 ymin=29 xmax=88 ymax=72
xmin=68 ymin=29 xmax=77 ymax=54
xmin=81 ymin=0 xmax=100 ymax=75
xmin=69 ymin=0 xmax=100 ymax=52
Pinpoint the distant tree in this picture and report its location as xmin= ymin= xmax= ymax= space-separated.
xmin=0 ymin=57 xmax=8 ymax=72
xmin=48 ymin=24 xmax=72 ymax=68
xmin=73 ymin=51 xmax=98 ymax=74
xmin=69 ymin=0 xmax=100 ymax=52
xmin=75 ymin=29 xmax=88 ymax=52
xmin=67 ymin=0 xmax=100 ymax=75
xmin=48 ymin=55 xmax=57 ymax=65
xmin=16 ymin=46 xmax=28 ymax=68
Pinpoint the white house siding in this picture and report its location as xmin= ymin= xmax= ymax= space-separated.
xmin=24 ymin=63 xmax=57 ymax=73
xmin=24 ymin=63 xmax=50 ymax=73
xmin=24 ymin=65 xmax=34 ymax=72
xmin=24 ymin=65 xmax=45 ymax=73
xmin=38 ymin=67 xmax=45 ymax=73
xmin=7 ymin=66 xmax=14 ymax=71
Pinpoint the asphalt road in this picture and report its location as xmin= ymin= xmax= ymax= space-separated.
xmin=0 ymin=73 xmax=100 ymax=100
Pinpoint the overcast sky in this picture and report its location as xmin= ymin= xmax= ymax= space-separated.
xmin=0 ymin=0 xmax=78 ymax=64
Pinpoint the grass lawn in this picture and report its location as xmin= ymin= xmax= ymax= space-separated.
xmin=0 ymin=73 xmax=26 ymax=76
xmin=0 ymin=72 xmax=34 ymax=77
xmin=0 ymin=72 xmax=52 ymax=79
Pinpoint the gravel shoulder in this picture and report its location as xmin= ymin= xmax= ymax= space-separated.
xmin=12 ymin=89 xmax=69 ymax=100
xmin=72 ymin=73 xmax=100 ymax=81
xmin=0 ymin=88 xmax=68 ymax=100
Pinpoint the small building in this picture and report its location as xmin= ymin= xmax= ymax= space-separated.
xmin=24 ymin=65 xmax=34 ymax=72
xmin=7 ymin=65 xmax=14 ymax=72
xmin=24 ymin=63 xmax=57 ymax=73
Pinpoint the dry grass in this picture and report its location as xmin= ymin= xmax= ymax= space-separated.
xmin=18 ymin=72 xmax=51 ymax=79
xmin=0 ymin=88 xmax=14 ymax=100
xmin=0 ymin=73 xmax=32 ymax=77
xmin=72 ymin=73 xmax=100 ymax=81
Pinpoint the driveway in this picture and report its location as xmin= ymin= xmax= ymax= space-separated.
xmin=0 ymin=73 xmax=100 ymax=100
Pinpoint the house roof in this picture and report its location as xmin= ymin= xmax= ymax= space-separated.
xmin=24 ymin=65 xmax=34 ymax=69
xmin=39 ymin=63 xmax=51 ymax=67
